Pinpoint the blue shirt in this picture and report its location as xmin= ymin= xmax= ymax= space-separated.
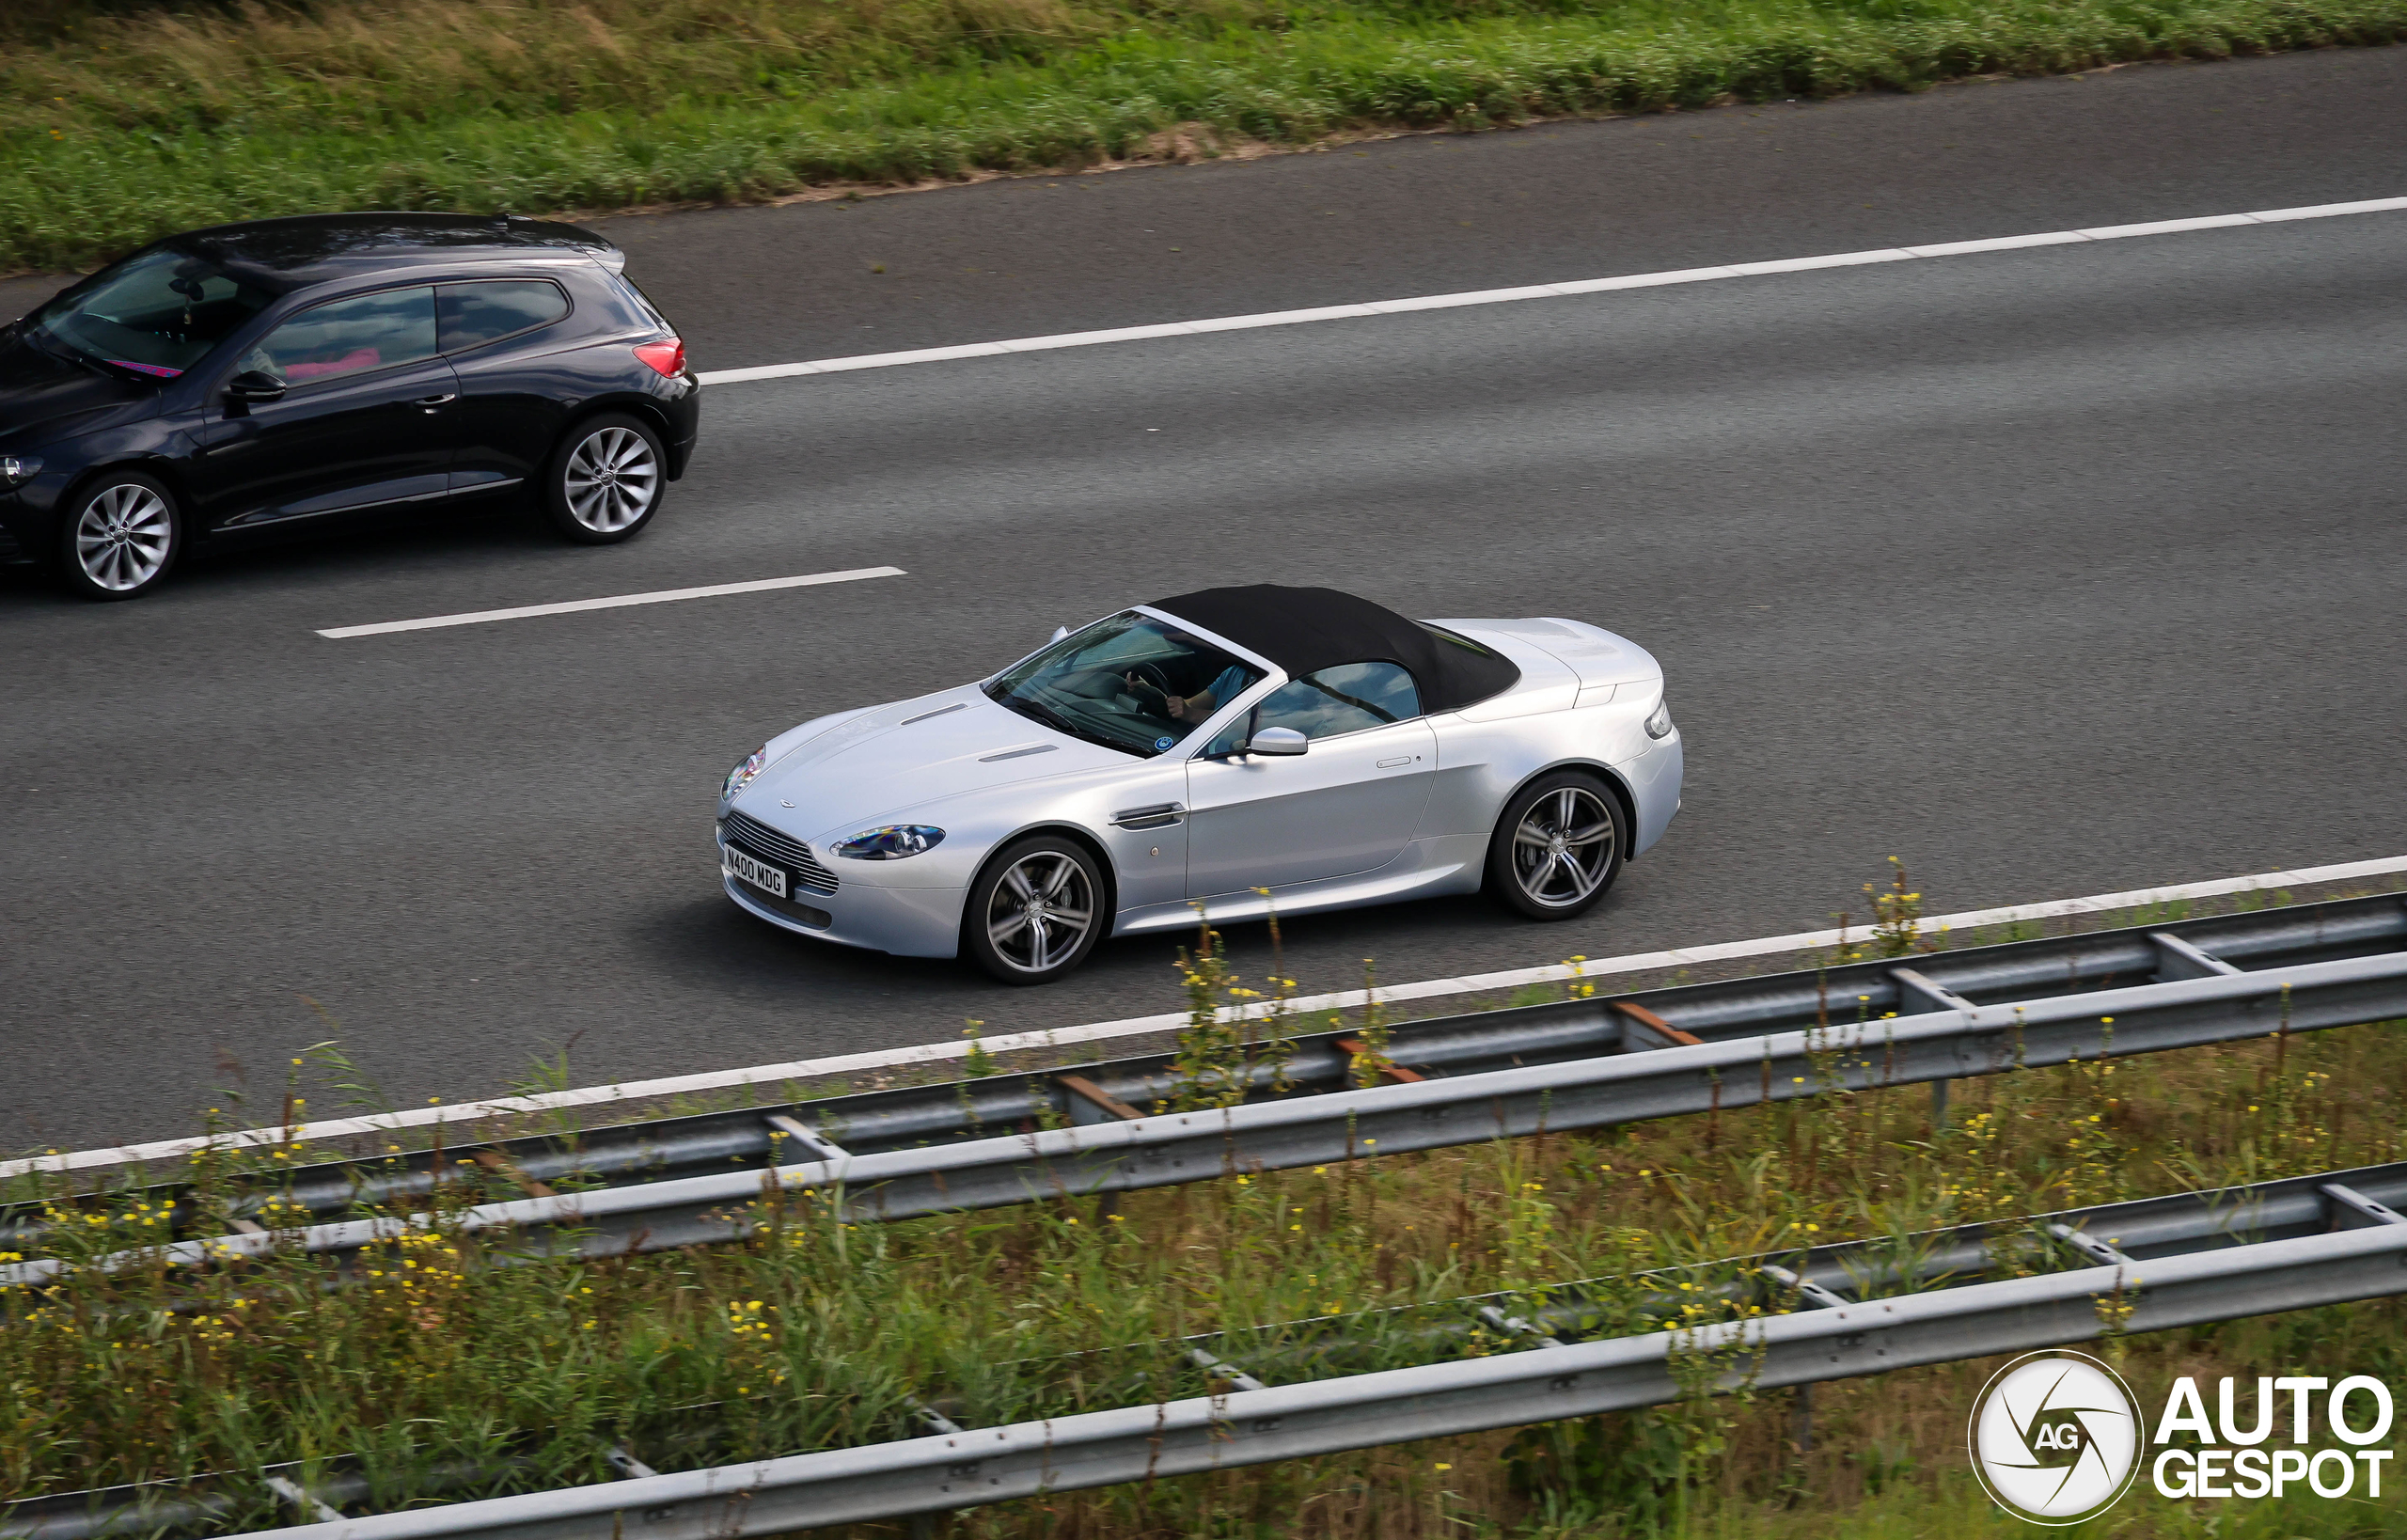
xmin=1199 ymin=664 xmax=1250 ymax=712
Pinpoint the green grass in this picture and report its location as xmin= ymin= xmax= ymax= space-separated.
xmin=5 ymin=0 xmax=2404 ymax=275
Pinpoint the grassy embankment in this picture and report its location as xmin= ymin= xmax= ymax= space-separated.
xmin=5 ymin=877 xmax=2406 ymax=1536
xmin=5 ymin=0 xmax=2405 ymax=275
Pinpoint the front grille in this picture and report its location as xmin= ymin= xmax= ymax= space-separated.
xmin=746 ymin=888 xmax=833 ymax=931
xmin=0 ymin=526 xmax=21 ymax=562
xmin=720 ymin=809 xmax=839 ymax=895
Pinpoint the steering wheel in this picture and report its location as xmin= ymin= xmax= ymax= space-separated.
xmin=1125 ymin=662 xmax=1174 ymax=702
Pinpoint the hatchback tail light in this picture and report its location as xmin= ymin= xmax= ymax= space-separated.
xmin=634 ymin=338 xmax=685 ymax=378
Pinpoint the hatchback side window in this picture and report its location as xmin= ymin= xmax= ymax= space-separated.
xmin=438 ymin=280 xmax=570 ymax=353
xmin=240 ymin=286 xmax=437 ymax=387
xmin=1214 ymin=661 xmax=1421 ymax=752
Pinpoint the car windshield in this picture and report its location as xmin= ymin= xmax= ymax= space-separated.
xmin=29 ymin=248 xmax=275 ymax=380
xmin=984 ymin=611 xmax=1264 ymax=759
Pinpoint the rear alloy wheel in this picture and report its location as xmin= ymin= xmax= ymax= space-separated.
xmin=545 ymin=413 xmax=665 ymax=543
xmin=966 ymin=836 xmax=1106 ymax=984
xmin=59 ymin=472 xmax=181 ymax=600
xmin=1486 ymin=771 xmax=1625 ymax=920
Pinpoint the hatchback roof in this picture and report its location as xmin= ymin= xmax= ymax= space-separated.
xmin=163 ymin=212 xmax=621 ymax=291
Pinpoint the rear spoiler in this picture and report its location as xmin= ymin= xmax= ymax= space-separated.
xmin=496 ymin=212 xmax=625 ymax=272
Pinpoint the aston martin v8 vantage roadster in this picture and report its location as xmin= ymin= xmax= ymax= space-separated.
xmin=716 ymin=585 xmax=1682 ymax=983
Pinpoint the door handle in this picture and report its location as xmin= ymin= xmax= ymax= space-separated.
xmin=414 ymin=393 xmax=457 ymax=408
xmin=1376 ymin=756 xmax=1414 ymax=769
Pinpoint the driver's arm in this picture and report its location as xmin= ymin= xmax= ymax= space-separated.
xmin=1170 ymin=664 xmax=1249 ymax=721
xmin=1125 ymin=672 xmax=1211 ymax=720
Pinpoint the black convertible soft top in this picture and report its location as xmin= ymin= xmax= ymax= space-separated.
xmin=1148 ymin=585 xmax=1520 ymax=714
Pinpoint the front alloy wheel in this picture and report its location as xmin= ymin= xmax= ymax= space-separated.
xmin=967 ymin=837 xmax=1105 ymax=984
xmin=545 ymin=413 xmax=665 ymax=543
xmin=60 ymin=473 xmax=181 ymax=600
xmin=1487 ymin=773 xmax=1624 ymax=919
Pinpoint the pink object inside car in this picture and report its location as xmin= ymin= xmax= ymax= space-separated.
xmin=286 ymin=347 xmax=380 ymax=381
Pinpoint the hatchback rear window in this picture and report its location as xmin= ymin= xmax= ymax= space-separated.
xmin=438 ymin=280 xmax=571 ymax=353
xmin=608 ymin=272 xmax=670 ymax=330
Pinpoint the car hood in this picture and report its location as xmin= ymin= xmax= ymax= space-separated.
xmin=732 ymin=685 xmax=1137 ymax=844
xmin=0 ymin=329 xmax=164 ymax=448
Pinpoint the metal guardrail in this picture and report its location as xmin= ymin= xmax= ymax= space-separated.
xmin=21 ymin=1160 xmax=2400 ymax=1539
xmin=14 ymin=894 xmax=2401 ymax=1244
xmin=7 ymin=895 xmax=2405 ymax=1288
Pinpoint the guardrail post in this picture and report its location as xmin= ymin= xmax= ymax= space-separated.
xmin=909 ymin=1396 xmax=965 ymax=1533
xmin=2320 ymin=1183 xmax=2407 ymax=1229
xmin=1188 ymin=1347 xmax=1269 ymax=1392
xmin=1757 ymin=1263 xmax=1847 ymax=1458
xmin=1475 ymin=1303 xmax=1564 ymax=1349
xmin=764 ymin=1114 xmax=850 ymax=1163
xmin=2149 ymin=932 xmax=2242 ymax=981
xmin=2049 ymin=1223 xmax=2138 ymax=1268
xmin=1890 ymin=968 xmax=1975 ymax=1124
xmin=1609 ymin=1000 xmax=1701 ymax=1050
xmin=601 ymin=1443 xmax=658 ymax=1479
xmin=261 ymin=1475 xmax=342 ymax=1524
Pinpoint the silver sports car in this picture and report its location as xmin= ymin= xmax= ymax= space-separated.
xmin=716 ymin=585 xmax=1682 ymax=983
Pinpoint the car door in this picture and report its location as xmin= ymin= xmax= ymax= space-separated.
xmin=186 ymin=284 xmax=458 ymax=530
xmin=1096 ymin=760 xmax=1193 ymax=919
xmin=438 ymin=277 xmax=574 ymax=494
xmin=1184 ymin=661 xmax=1437 ymax=898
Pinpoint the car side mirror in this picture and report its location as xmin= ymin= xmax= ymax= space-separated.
xmin=225 ymin=370 xmax=286 ymax=405
xmin=1247 ymin=726 xmax=1308 ymax=757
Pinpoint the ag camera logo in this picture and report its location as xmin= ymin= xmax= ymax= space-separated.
xmin=1969 ymin=1351 xmax=2145 ymax=1524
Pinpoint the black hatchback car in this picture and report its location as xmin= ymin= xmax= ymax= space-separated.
xmin=0 ymin=212 xmax=700 ymax=600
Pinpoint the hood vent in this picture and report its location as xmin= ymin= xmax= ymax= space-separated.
xmin=979 ymin=744 xmax=1058 ymax=763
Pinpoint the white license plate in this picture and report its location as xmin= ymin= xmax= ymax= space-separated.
xmin=723 ymin=845 xmax=788 ymax=899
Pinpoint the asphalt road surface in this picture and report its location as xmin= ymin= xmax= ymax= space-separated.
xmin=5 ymin=50 xmax=2404 ymax=1154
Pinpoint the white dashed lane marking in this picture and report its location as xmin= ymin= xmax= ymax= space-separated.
xmin=694 ymin=196 xmax=2407 ymax=386
xmin=316 ymin=565 xmax=906 ymax=638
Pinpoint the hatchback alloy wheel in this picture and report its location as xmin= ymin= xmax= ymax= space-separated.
xmin=545 ymin=413 xmax=667 ymax=544
xmin=61 ymin=475 xmax=181 ymax=600
xmin=564 ymin=426 xmax=658 ymax=533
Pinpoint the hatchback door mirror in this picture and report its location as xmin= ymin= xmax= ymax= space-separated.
xmin=1247 ymin=726 xmax=1308 ymax=757
xmin=225 ymin=369 xmax=287 ymax=404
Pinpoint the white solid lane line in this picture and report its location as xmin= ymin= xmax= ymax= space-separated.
xmin=23 ymin=852 xmax=2405 ymax=1177
xmin=316 ymin=566 xmax=906 ymax=638
xmin=695 ymin=195 xmax=2407 ymax=386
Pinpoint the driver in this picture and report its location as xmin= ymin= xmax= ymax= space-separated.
xmin=1127 ymin=659 xmax=1251 ymax=723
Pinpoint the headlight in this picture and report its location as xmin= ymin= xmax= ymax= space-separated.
xmin=1644 ymin=697 xmax=1674 ymax=739
xmin=722 ymin=746 xmax=769 ymax=798
xmin=0 ymin=456 xmax=39 ymax=489
xmin=833 ymin=825 xmax=946 ymax=860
